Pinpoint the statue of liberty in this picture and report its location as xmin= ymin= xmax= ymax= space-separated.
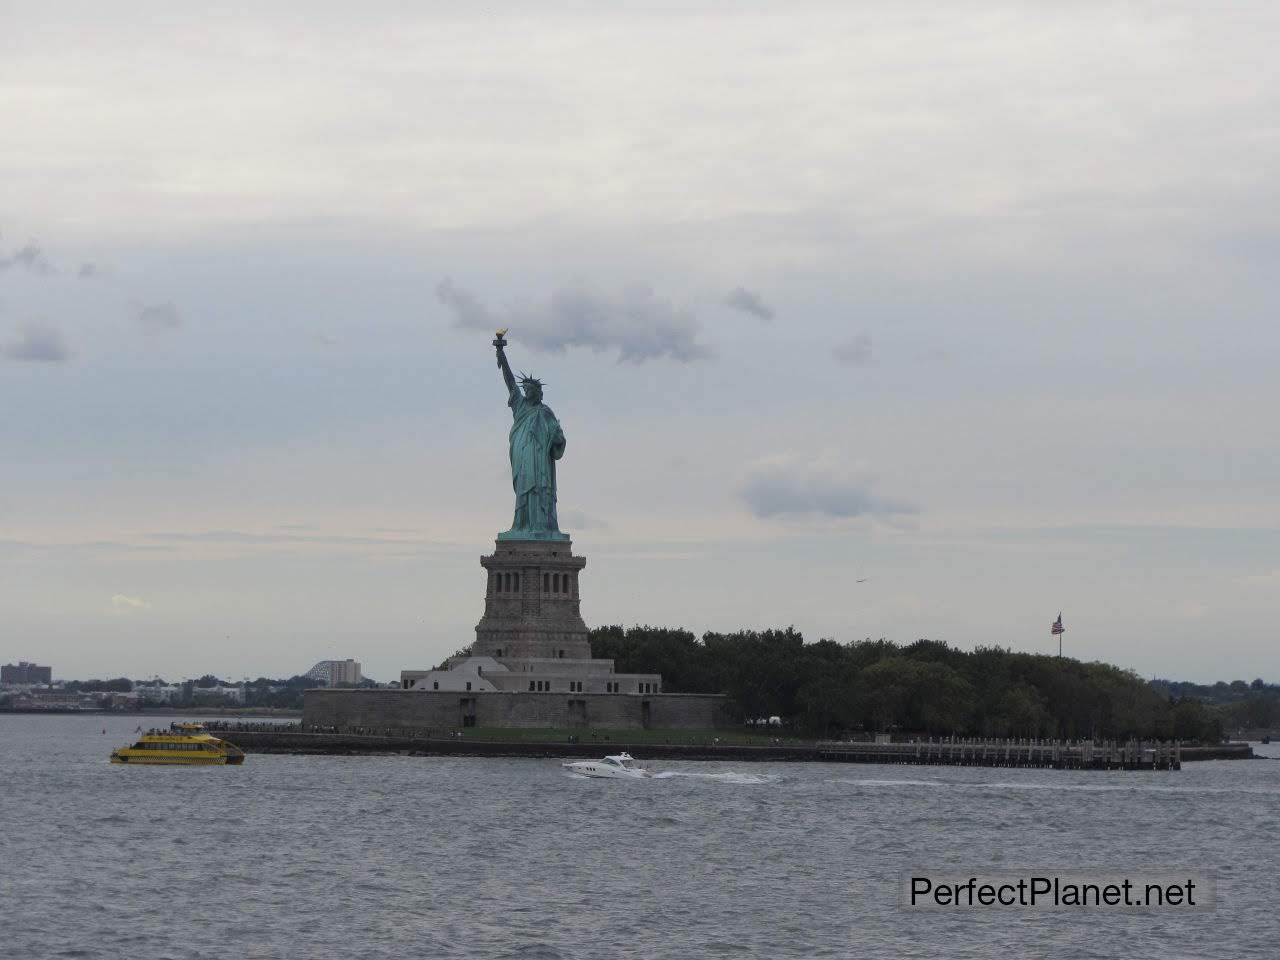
xmin=493 ymin=329 xmax=569 ymax=541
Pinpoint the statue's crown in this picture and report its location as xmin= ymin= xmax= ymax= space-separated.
xmin=518 ymin=372 xmax=544 ymax=387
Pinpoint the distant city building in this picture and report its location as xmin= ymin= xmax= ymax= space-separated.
xmin=7 ymin=689 xmax=131 ymax=710
xmin=190 ymin=685 xmax=244 ymax=702
xmin=305 ymin=659 xmax=362 ymax=686
xmin=1 ymin=662 xmax=52 ymax=685
xmin=137 ymin=684 xmax=186 ymax=704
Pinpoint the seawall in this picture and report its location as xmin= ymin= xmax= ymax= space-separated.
xmin=205 ymin=728 xmax=1255 ymax=766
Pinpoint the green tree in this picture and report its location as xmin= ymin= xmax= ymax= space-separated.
xmin=1171 ymin=697 xmax=1210 ymax=741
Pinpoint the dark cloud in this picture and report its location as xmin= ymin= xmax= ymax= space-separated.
xmin=1 ymin=320 xmax=73 ymax=363
xmin=436 ymin=278 xmax=494 ymax=329
xmin=437 ymin=278 xmax=712 ymax=363
xmin=723 ymin=286 xmax=775 ymax=321
xmin=78 ymin=262 xmax=98 ymax=279
xmin=132 ymin=300 xmax=182 ymax=336
xmin=741 ymin=456 xmax=916 ymax=521
xmin=0 ymin=241 xmax=54 ymax=275
xmin=834 ymin=333 xmax=874 ymax=365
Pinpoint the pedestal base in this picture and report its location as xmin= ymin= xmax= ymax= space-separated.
xmin=474 ymin=538 xmax=590 ymax=660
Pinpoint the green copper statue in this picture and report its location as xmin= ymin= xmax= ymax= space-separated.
xmin=493 ymin=329 xmax=569 ymax=541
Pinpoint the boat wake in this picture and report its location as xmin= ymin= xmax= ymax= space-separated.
xmin=832 ymin=778 xmax=944 ymax=788
xmin=651 ymin=771 xmax=778 ymax=785
xmin=560 ymin=768 xmax=775 ymax=785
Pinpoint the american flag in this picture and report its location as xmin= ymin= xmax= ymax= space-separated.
xmin=1051 ymin=613 xmax=1065 ymax=635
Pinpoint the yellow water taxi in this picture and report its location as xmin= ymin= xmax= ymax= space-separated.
xmin=110 ymin=722 xmax=245 ymax=765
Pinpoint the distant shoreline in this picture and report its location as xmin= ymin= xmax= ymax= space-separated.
xmin=146 ymin=706 xmax=303 ymax=716
xmin=0 ymin=707 xmax=303 ymax=717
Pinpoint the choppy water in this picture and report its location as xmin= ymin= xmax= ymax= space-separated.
xmin=3 ymin=715 xmax=1279 ymax=959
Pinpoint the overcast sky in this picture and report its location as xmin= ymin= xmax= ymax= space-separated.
xmin=2 ymin=2 xmax=1278 ymax=682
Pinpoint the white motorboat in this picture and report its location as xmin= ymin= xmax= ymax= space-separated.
xmin=562 ymin=752 xmax=651 ymax=779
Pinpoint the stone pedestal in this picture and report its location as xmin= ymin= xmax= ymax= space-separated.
xmin=473 ymin=539 xmax=590 ymax=660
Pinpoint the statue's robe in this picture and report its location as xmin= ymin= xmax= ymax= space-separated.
xmin=507 ymin=392 xmax=565 ymax=534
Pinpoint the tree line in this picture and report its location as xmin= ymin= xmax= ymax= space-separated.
xmin=590 ymin=625 xmax=1230 ymax=741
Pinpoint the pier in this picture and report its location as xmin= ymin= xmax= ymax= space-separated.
xmin=203 ymin=724 xmax=1252 ymax=768
xmin=814 ymin=738 xmax=1188 ymax=770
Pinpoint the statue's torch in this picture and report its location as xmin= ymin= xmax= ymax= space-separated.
xmin=493 ymin=328 xmax=509 ymax=370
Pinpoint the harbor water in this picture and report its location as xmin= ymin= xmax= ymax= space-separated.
xmin=3 ymin=714 xmax=1278 ymax=959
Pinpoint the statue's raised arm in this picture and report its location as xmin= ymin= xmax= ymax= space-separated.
xmin=493 ymin=328 xmax=519 ymax=405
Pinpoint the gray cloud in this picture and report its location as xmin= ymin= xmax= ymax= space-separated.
xmin=741 ymin=456 xmax=916 ymax=521
xmin=562 ymin=510 xmax=609 ymax=531
xmin=132 ymin=300 xmax=182 ymax=336
xmin=145 ymin=529 xmax=438 ymax=547
xmin=437 ymin=278 xmax=711 ymax=363
xmin=723 ymin=286 xmax=774 ymax=321
xmin=148 ymin=530 xmax=385 ymax=545
xmin=1 ymin=320 xmax=72 ymax=363
xmin=0 ymin=241 xmax=54 ymax=275
xmin=78 ymin=262 xmax=97 ymax=279
xmin=436 ymin=278 xmax=493 ymax=329
xmin=0 ymin=539 xmax=174 ymax=554
xmin=834 ymin=333 xmax=874 ymax=365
